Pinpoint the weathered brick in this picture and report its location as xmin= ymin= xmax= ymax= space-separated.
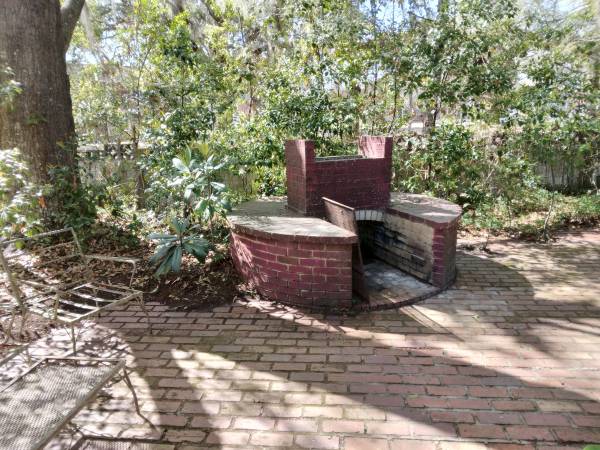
xmin=190 ymin=416 xmax=232 ymax=429
xmin=150 ymin=414 xmax=187 ymax=427
xmin=492 ymin=400 xmax=536 ymax=411
xmin=477 ymin=412 xmax=522 ymax=425
xmin=522 ymin=413 xmax=570 ymax=427
xmin=250 ymin=432 xmax=294 ymax=446
xmin=343 ymin=407 xmax=386 ymax=420
xmin=505 ymin=425 xmax=554 ymax=441
xmin=458 ymin=424 xmax=506 ymax=439
xmin=553 ymin=427 xmax=600 ymax=442
xmin=345 ymin=437 xmax=389 ymax=450
xmin=276 ymin=419 xmax=319 ymax=432
xmin=431 ymin=411 xmax=475 ymax=423
xmin=406 ymin=396 xmax=448 ymax=408
xmin=366 ymin=421 xmax=411 ymax=435
xmin=206 ymin=431 xmax=250 ymax=445
xmin=303 ymin=406 xmax=343 ymax=418
xmin=391 ymin=441 xmax=443 ymax=450
xmin=164 ymin=429 xmax=206 ymax=443
xmin=322 ymin=419 xmax=364 ymax=433
xmin=469 ymin=386 xmax=508 ymax=398
xmin=233 ymin=417 xmax=275 ymax=430
xmin=537 ymin=400 xmax=581 ymax=413
xmin=295 ymin=434 xmax=340 ymax=449
xmin=447 ymin=398 xmax=490 ymax=410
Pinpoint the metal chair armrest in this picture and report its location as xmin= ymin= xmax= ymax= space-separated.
xmin=0 ymin=344 xmax=31 ymax=368
xmin=84 ymin=254 xmax=139 ymax=287
xmin=84 ymin=254 xmax=140 ymax=264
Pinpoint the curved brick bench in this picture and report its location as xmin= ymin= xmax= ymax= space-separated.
xmin=227 ymin=198 xmax=357 ymax=308
xmin=228 ymin=194 xmax=461 ymax=309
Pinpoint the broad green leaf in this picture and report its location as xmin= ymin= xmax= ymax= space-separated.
xmin=155 ymin=249 xmax=175 ymax=277
xmin=170 ymin=217 xmax=188 ymax=235
xmin=171 ymin=245 xmax=183 ymax=272
xmin=172 ymin=157 xmax=187 ymax=172
xmin=149 ymin=243 xmax=175 ymax=265
xmin=148 ymin=233 xmax=177 ymax=241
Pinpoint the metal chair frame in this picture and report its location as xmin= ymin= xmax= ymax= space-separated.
xmin=0 ymin=228 xmax=149 ymax=352
xmin=0 ymin=356 xmax=141 ymax=450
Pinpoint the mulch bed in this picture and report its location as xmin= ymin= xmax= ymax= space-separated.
xmin=0 ymin=226 xmax=242 ymax=351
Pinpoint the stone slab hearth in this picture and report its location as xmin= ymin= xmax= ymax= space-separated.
xmin=362 ymin=260 xmax=441 ymax=310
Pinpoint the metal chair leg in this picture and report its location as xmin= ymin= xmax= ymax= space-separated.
xmin=17 ymin=308 xmax=27 ymax=340
xmin=24 ymin=344 xmax=31 ymax=365
xmin=6 ymin=308 xmax=16 ymax=339
xmin=122 ymin=368 xmax=141 ymax=416
xmin=137 ymin=296 xmax=150 ymax=328
xmin=69 ymin=324 xmax=77 ymax=354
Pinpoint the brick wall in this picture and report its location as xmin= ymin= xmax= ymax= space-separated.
xmin=285 ymin=136 xmax=393 ymax=217
xmin=373 ymin=215 xmax=434 ymax=282
xmin=230 ymin=231 xmax=353 ymax=308
xmin=431 ymin=222 xmax=458 ymax=287
xmin=381 ymin=210 xmax=458 ymax=288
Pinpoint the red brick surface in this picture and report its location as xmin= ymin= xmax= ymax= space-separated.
xmin=37 ymin=230 xmax=600 ymax=450
xmin=230 ymin=231 xmax=353 ymax=307
xmin=233 ymin=137 xmax=460 ymax=300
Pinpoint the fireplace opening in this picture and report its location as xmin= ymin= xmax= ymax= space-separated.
xmin=357 ymin=220 xmax=382 ymax=265
xmin=355 ymin=216 xmax=435 ymax=296
xmin=355 ymin=220 xmax=432 ymax=302
xmin=359 ymin=217 xmax=431 ymax=277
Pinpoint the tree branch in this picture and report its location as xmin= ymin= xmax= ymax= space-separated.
xmin=168 ymin=0 xmax=185 ymax=16
xmin=60 ymin=0 xmax=86 ymax=53
xmin=200 ymin=0 xmax=224 ymax=25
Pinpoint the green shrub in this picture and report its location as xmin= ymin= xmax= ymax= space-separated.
xmin=253 ymin=165 xmax=286 ymax=197
xmin=43 ymin=166 xmax=98 ymax=232
xmin=0 ymin=148 xmax=40 ymax=237
xmin=148 ymin=217 xmax=210 ymax=277
xmin=0 ymin=149 xmax=97 ymax=237
xmin=395 ymin=125 xmax=487 ymax=208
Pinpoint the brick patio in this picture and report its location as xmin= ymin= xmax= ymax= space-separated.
xmin=41 ymin=230 xmax=600 ymax=449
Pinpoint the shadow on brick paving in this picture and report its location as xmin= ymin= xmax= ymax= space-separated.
xmin=37 ymin=241 xmax=600 ymax=448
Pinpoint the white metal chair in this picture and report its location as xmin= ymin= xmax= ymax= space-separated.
xmin=0 ymin=228 xmax=149 ymax=352
xmin=0 ymin=355 xmax=141 ymax=450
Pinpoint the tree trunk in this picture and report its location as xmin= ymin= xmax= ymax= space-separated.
xmin=0 ymin=0 xmax=79 ymax=185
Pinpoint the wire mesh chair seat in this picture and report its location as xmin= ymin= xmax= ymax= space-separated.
xmin=0 ymin=228 xmax=149 ymax=352
xmin=0 ymin=357 xmax=141 ymax=450
xmin=22 ymin=280 xmax=142 ymax=323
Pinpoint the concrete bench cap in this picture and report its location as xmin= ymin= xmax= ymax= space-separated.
xmin=388 ymin=193 xmax=462 ymax=227
xmin=227 ymin=197 xmax=358 ymax=244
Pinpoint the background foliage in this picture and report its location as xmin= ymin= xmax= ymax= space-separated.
xmin=2 ymin=0 xmax=599 ymax=248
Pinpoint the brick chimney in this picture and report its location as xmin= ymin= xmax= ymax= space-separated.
xmin=285 ymin=136 xmax=393 ymax=217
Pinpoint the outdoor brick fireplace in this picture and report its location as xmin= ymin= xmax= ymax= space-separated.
xmin=228 ymin=137 xmax=461 ymax=310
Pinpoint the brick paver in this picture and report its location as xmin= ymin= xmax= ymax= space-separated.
xmin=40 ymin=230 xmax=600 ymax=448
